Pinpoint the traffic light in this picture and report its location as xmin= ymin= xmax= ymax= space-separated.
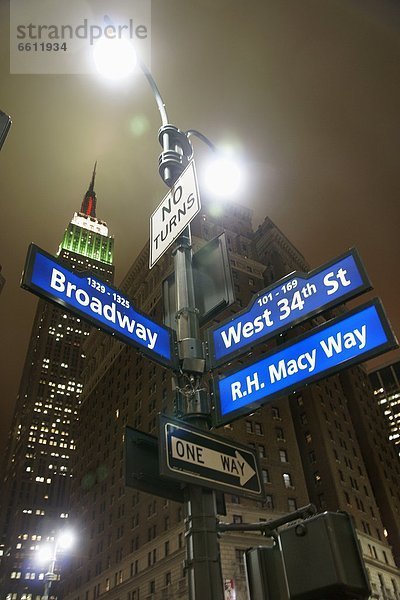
xmin=245 ymin=511 xmax=371 ymax=600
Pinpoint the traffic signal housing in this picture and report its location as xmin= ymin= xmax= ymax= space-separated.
xmin=245 ymin=511 xmax=370 ymax=600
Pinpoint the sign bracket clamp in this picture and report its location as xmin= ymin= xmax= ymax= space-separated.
xmin=217 ymin=503 xmax=317 ymax=537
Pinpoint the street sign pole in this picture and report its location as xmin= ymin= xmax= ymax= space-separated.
xmin=150 ymin=150 xmax=224 ymax=600
xmin=173 ymin=222 xmax=225 ymax=600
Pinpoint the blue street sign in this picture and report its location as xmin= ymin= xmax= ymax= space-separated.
xmin=207 ymin=249 xmax=371 ymax=368
xmin=21 ymin=244 xmax=177 ymax=369
xmin=213 ymin=299 xmax=397 ymax=426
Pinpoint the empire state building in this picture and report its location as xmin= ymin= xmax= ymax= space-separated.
xmin=0 ymin=165 xmax=115 ymax=600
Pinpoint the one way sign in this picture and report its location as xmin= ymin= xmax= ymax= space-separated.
xmin=159 ymin=415 xmax=264 ymax=499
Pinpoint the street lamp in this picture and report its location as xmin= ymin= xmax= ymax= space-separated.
xmin=36 ymin=531 xmax=75 ymax=600
xmin=93 ymin=39 xmax=245 ymax=600
xmin=94 ymin=40 xmax=233 ymax=600
xmin=92 ymin=39 xmax=244 ymax=192
xmin=92 ymin=38 xmax=137 ymax=81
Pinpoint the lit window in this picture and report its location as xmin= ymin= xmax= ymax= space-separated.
xmin=283 ymin=473 xmax=293 ymax=488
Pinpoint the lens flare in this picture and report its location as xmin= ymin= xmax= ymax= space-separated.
xmin=58 ymin=531 xmax=75 ymax=550
xmin=203 ymin=155 xmax=244 ymax=197
xmin=93 ymin=38 xmax=137 ymax=80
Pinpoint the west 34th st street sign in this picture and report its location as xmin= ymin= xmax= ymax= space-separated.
xmin=159 ymin=415 xmax=264 ymax=499
xmin=207 ymin=249 xmax=371 ymax=368
xmin=21 ymin=244 xmax=177 ymax=369
xmin=213 ymin=299 xmax=398 ymax=426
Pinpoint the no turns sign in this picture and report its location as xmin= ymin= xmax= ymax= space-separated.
xmin=149 ymin=160 xmax=200 ymax=268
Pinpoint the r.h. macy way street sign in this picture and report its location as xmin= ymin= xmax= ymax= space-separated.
xmin=213 ymin=299 xmax=397 ymax=426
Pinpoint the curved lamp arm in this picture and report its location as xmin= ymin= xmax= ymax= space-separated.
xmin=186 ymin=129 xmax=217 ymax=153
xmin=99 ymin=16 xmax=169 ymax=129
xmin=138 ymin=57 xmax=169 ymax=127
xmin=137 ymin=60 xmax=223 ymax=188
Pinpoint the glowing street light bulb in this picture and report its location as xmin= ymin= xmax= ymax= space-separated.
xmin=57 ymin=531 xmax=75 ymax=550
xmin=35 ymin=530 xmax=75 ymax=567
xmin=203 ymin=155 xmax=244 ymax=198
xmin=36 ymin=544 xmax=53 ymax=565
xmin=93 ymin=38 xmax=137 ymax=80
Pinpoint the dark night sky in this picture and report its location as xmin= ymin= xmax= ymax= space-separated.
xmin=1 ymin=0 xmax=400 ymax=461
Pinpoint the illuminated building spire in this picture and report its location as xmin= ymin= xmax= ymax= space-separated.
xmin=80 ymin=161 xmax=97 ymax=217
xmin=58 ymin=162 xmax=113 ymax=264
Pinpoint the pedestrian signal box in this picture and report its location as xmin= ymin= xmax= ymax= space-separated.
xmin=245 ymin=511 xmax=370 ymax=600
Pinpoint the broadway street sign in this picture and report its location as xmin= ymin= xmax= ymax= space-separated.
xmin=213 ymin=299 xmax=397 ymax=426
xmin=21 ymin=244 xmax=177 ymax=369
xmin=207 ymin=249 xmax=371 ymax=368
xmin=149 ymin=160 xmax=200 ymax=269
xmin=159 ymin=415 xmax=264 ymax=499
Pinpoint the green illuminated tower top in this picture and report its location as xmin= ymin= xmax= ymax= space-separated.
xmin=58 ymin=163 xmax=114 ymax=281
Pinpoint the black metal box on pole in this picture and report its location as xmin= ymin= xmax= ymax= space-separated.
xmin=279 ymin=511 xmax=370 ymax=600
xmin=245 ymin=544 xmax=289 ymax=600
